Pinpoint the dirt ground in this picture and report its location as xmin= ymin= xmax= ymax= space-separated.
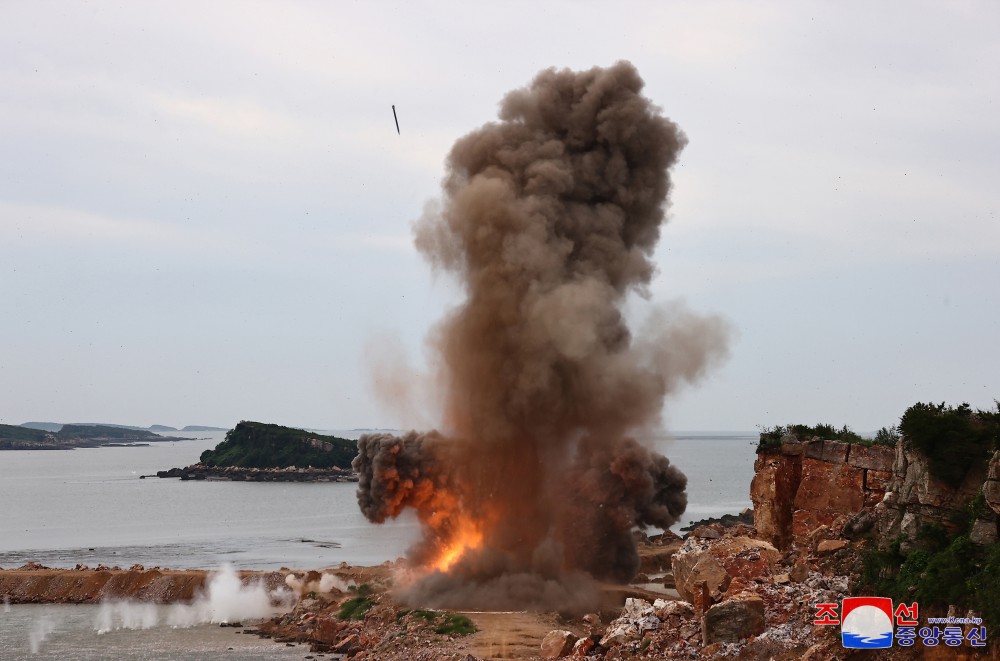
xmin=464 ymin=610 xmax=582 ymax=661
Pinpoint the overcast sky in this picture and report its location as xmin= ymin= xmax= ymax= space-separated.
xmin=1 ymin=1 xmax=997 ymax=432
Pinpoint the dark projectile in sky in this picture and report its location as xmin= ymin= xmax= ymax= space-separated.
xmin=392 ymin=105 xmax=400 ymax=135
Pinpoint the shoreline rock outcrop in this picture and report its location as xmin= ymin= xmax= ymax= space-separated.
xmin=0 ymin=567 xmax=286 ymax=604
xmin=156 ymin=465 xmax=358 ymax=482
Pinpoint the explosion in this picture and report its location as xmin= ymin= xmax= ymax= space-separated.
xmin=355 ymin=62 xmax=730 ymax=611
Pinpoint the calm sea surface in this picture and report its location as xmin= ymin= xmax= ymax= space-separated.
xmin=0 ymin=430 xmax=757 ymax=570
xmin=0 ymin=430 xmax=757 ymax=658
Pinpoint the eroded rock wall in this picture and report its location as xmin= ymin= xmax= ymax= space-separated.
xmin=751 ymin=437 xmax=893 ymax=550
xmin=752 ymin=434 xmax=1000 ymax=552
xmin=876 ymin=444 xmax=997 ymax=551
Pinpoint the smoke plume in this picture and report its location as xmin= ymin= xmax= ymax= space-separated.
xmin=356 ymin=61 xmax=729 ymax=610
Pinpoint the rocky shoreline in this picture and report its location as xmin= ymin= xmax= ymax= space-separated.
xmin=7 ymin=431 xmax=998 ymax=659
xmin=154 ymin=464 xmax=358 ymax=482
xmin=0 ymin=563 xmax=286 ymax=604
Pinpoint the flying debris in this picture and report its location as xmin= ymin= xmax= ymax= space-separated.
xmin=392 ymin=105 xmax=400 ymax=135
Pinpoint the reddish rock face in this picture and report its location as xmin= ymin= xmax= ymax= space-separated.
xmin=847 ymin=445 xmax=895 ymax=472
xmin=750 ymin=451 xmax=801 ymax=550
xmin=794 ymin=459 xmax=865 ymax=513
xmin=751 ymin=436 xmax=907 ymax=549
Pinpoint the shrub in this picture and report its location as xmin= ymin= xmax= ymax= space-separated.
xmin=873 ymin=425 xmax=900 ymax=445
xmin=434 ymin=613 xmax=477 ymax=635
xmin=397 ymin=609 xmax=478 ymax=635
xmin=861 ymin=532 xmax=999 ymax=627
xmin=338 ymin=595 xmax=375 ymax=620
xmin=899 ymin=402 xmax=1000 ymax=487
xmin=756 ymin=423 xmax=871 ymax=452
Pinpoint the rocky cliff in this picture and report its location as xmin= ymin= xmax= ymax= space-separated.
xmin=879 ymin=445 xmax=999 ymax=551
xmin=750 ymin=436 xmax=894 ymax=550
xmin=751 ymin=434 xmax=1000 ymax=553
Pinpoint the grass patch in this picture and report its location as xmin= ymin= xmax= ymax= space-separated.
xmin=338 ymin=595 xmax=375 ymax=620
xmin=434 ymin=613 xmax=478 ymax=635
xmin=398 ymin=609 xmax=478 ymax=635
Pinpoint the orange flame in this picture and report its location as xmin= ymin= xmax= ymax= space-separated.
xmin=431 ymin=515 xmax=484 ymax=573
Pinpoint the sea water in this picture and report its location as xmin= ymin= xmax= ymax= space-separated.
xmin=0 ymin=430 xmax=757 ymax=569
xmin=0 ymin=430 xmax=757 ymax=657
xmin=0 ymin=604 xmax=310 ymax=660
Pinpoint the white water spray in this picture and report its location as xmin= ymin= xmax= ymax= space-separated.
xmin=28 ymin=615 xmax=55 ymax=654
xmin=95 ymin=564 xmax=294 ymax=633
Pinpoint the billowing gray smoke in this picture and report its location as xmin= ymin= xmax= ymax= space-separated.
xmin=355 ymin=61 xmax=730 ymax=610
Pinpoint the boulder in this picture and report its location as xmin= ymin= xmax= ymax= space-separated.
xmin=540 ymin=630 xmax=577 ymax=658
xmin=842 ymin=508 xmax=876 ymax=539
xmin=789 ymin=561 xmax=809 ymax=583
xmin=804 ymin=439 xmax=850 ymax=464
xmin=599 ymin=598 xmax=660 ymax=646
xmin=570 ymin=636 xmax=595 ymax=657
xmin=671 ymin=536 xmax=779 ymax=604
xmin=702 ymin=593 xmax=765 ymax=644
xmin=332 ymin=633 xmax=359 ymax=654
xmin=816 ymin=539 xmax=848 ymax=554
xmin=691 ymin=526 xmax=722 ymax=539
xmin=653 ymin=599 xmax=693 ymax=620
xmin=670 ymin=546 xmax=728 ymax=603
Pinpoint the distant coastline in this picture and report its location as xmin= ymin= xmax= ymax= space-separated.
xmin=0 ymin=423 xmax=195 ymax=451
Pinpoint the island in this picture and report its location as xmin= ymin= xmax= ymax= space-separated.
xmin=156 ymin=420 xmax=358 ymax=482
xmin=0 ymin=423 xmax=190 ymax=450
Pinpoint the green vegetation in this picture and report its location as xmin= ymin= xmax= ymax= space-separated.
xmin=199 ymin=421 xmax=356 ymax=469
xmin=337 ymin=584 xmax=377 ymax=620
xmin=757 ymin=423 xmax=874 ymax=452
xmin=338 ymin=595 xmax=375 ymax=620
xmin=899 ymin=402 xmax=1000 ymax=487
xmin=862 ymin=510 xmax=1000 ymax=626
xmin=1 ymin=423 xmax=162 ymax=449
xmin=434 ymin=613 xmax=477 ymax=635
xmin=0 ymin=423 xmax=47 ymax=443
xmin=397 ymin=608 xmax=437 ymax=622
xmin=395 ymin=609 xmax=478 ymax=635
xmin=873 ymin=425 xmax=901 ymax=445
xmin=57 ymin=424 xmax=158 ymax=440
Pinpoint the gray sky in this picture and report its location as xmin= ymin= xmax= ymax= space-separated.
xmin=1 ymin=1 xmax=997 ymax=432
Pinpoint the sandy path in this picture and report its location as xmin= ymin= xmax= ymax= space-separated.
xmin=463 ymin=610 xmax=579 ymax=660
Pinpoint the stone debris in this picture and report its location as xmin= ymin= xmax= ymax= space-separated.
xmin=599 ymin=598 xmax=660 ymax=647
xmin=815 ymin=538 xmax=847 ymax=554
xmin=702 ymin=592 xmax=764 ymax=644
xmin=540 ymin=629 xmax=577 ymax=658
